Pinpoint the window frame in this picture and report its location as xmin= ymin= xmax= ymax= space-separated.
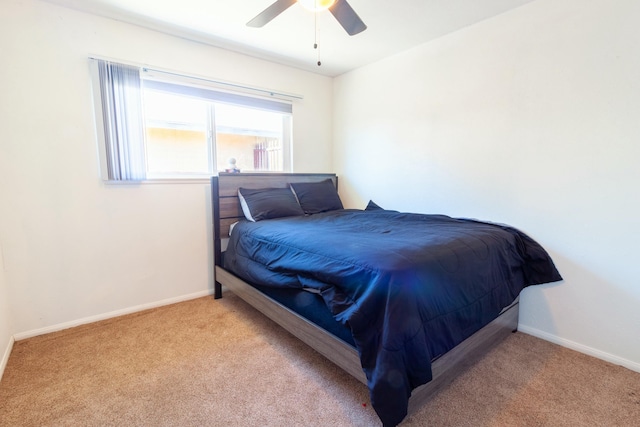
xmin=90 ymin=58 xmax=298 ymax=183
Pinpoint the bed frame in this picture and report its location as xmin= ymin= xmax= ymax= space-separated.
xmin=211 ymin=173 xmax=519 ymax=417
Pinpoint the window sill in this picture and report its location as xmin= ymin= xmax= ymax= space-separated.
xmin=102 ymin=178 xmax=212 ymax=185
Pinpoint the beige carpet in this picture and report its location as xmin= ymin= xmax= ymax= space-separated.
xmin=1 ymin=294 xmax=638 ymax=426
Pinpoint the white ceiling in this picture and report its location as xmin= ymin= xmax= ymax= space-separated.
xmin=44 ymin=0 xmax=536 ymax=77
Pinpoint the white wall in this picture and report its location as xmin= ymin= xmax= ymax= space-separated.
xmin=334 ymin=0 xmax=640 ymax=371
xmin=0 ymin=39 xmax=14 ymax=376
xmin=0 ymin=0 xmax=333 ymax=337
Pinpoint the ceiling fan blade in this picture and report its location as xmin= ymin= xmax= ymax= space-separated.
xmin=247 ymin=0 xmax=298 ymax=28
xmin=329 ymin=0 xmax=367 ymax=36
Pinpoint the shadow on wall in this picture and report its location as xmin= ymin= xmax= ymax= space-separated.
xmin=204 ymin=183 xmax=216 ymax=295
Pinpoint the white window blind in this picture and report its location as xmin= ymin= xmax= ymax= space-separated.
xmin=94 ymin=60 xmax=146 ymax=180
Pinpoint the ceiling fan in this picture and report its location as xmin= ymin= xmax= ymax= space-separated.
xmin=247 ymin=0 xmax=367 ymax=36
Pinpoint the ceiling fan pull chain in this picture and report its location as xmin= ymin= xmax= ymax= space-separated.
xmin=314 ymin=8 xmax=321 ymax=66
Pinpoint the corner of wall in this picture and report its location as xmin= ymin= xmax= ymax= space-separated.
xmin=0 ymin=335 xmax=15 ymax=382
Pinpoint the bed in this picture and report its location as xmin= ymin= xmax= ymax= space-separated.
xmin=211 ymin=172 xmax=562 ymax=426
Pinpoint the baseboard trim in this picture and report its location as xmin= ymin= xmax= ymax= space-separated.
xmin=9 ymin=295 xmax=638 ymax=377
xmin=1 ymin=335 xmax=15 ymax=382
xmin=518 ymin=325 xmax=640 ymax=374
xmin=13 ymin=290 xmax=213 ymax=341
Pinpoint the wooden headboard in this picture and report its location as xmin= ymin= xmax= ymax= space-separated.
xmin=211 ymin=172 xmax=338 ymax=283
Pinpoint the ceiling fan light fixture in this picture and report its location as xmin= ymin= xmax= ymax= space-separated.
xmin=247 ymin=0 xmax=366 ymax=37
xmin=297 ymin=0 xmax=336 ymax=12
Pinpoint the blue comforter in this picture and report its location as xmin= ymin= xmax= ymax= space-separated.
xmin=224 ymin=209 xmax=562 ymax=426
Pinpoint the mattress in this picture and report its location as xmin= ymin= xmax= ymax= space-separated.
xmin=250 ymin=282 xmax=356 ymax=347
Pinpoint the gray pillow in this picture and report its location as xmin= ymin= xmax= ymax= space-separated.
xmin=238 ymin=187 xmax=304 ymax=222
xmin=290 ymin=179 xmax=343 ymax=214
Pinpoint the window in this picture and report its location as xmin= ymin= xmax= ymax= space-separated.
xmin=91 ymin=59 xmax=293 ymax=181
